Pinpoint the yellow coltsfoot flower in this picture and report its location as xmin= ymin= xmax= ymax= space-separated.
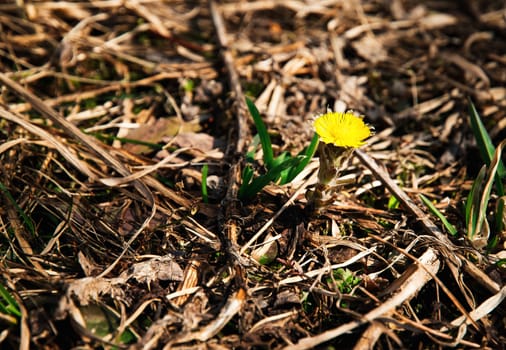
xmin=307 ymin=110 xmax=373 ymax=214
xmin=313 ymin=111 xmax=372 ymax=148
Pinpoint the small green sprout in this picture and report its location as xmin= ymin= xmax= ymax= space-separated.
xmin=238 ymin=98 xmax=318 ymax=200
xmin=201 ymin=164 xmax=209 ymax=203
xmin=465 ymin=100 xmax=506 ymax=249
xmin=327 ymin=268 xmax=361 ymax=294
xmin=466 ymin=99 xmax=505 ymax=244
xmin=468 ymin=99 xmax=506 ymax=182
xmin=182 ymin=79 xmax=195 ymax=93
xmin=0 ymin=283 xmax=21 ymax=325
xmin=419 ymin=100 xmax=505 ymax=249
xmin=419 ymin=194 xmax=458 ymax=236
xmin=387 ymin=195 xmax=400 ymax=210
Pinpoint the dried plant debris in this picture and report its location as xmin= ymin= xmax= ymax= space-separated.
xmin=0 ymin=1 xmax=505 ymax=349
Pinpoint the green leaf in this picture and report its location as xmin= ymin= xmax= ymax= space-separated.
xmin=239 ymin=158 xmax=299 ymax=200
xmin=283 ymin=133 xmax=319 ymax=184
xmin=278 ymin=156 xmax=299 ymax=185
xmin=465 ymin=166 xmax=486 ymax=239
xmin=0 ymin=283 xmax=21 ymax=318
xmin=468 ymin=99 xmax=506 ymax=182
xmin=241 ymin=99 xmax=318 ymax=199
xmin=240 ymin=165 xmax=254 ymax=188
xmin=182 ymin=79 xmax=194 ymax=93
xmin=387 ymin=195 xmax=400 ymax=210
xmin=246 ymin=97 xmax=274 ymax=168
xmin=468 ymin=139 xmax=506 ymax=244
xmin=201 ymin=164 xmax=209 ymax=203
xmin=420 ymin=194 xmax=458 ymax=236
xmin=272 ymin=151 xmax=291 ymax=168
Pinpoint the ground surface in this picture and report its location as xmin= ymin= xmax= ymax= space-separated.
xmin=0 ymin=1 xmax=505 ymax=349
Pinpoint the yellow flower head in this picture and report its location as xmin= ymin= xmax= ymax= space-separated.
xmin=313 ymin=111 xmax=372 ymax=148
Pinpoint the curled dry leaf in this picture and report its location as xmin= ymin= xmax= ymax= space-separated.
xmin=128 ymin=255 xmax=184 ymax=285
xmin=66 ymin=277 xmax=126 ymax=306
xmin=67 ymin=255 xmax=183 ymax=306
xmin=124 ymin=117 xmax=202 ymax=154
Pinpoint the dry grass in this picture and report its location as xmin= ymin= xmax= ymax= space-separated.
xmin=0 ymin=1 xmax=505 ymax=349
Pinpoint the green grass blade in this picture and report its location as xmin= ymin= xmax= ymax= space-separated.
xmin=246 ymin=97 xmax=274 ymax=168
xmin=201 ymin=164 xmax=209 ymax=203
xmin=238 ymin=165 xmax=255 ymax=198
xmin=239 ymin=174 xmax=272 ymax=200
xmin=468 ymin=99 xmax=506 ymax=180
xmin=278 ymin=162 xmax=295 ymax=185
xmin=271 ymin=151 xmax=291 ymax=168
xmin=464 ymin=139 xmax=503 ymax=244
xmin=473 ymin=139 xmax=506 ymax=240
xmin=239 ymin=158 xmax=299 ymax=200
xmin=283 ymin=133 xmax=319 ymax=184
xmin=465 ymin=166 xmax=486 ymax=239
xmin=420 ymin=194 xmax=458 ymax=236
xmin=388 ymin=195 xmax=400 ymax=210
xmin=271 ymin=152 xmax=293 ymax=184
xmin=240 ymin=165 xmax=254 ymax=185
xmin=0 ymin=283 xmax=21 ymax=318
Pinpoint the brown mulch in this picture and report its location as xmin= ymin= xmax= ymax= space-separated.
xmin=0 ymin=1 xmax=505 ymax=349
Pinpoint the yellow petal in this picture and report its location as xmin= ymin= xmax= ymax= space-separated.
xmin=314 ymin=111 xmax=371 ymax=148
